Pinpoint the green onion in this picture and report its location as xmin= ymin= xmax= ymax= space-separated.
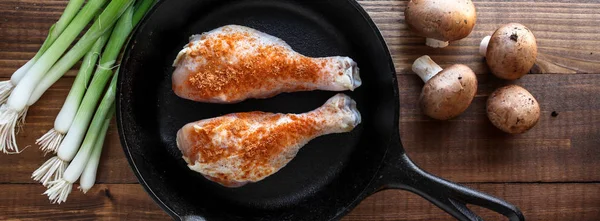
xmin=26 ymin=0 xmax=154 ymax=108
xmin=32 ymin=1 xmax=135 ymax=186
xmin=9 ymin=0 xmax=108 ymax=109
xmin=132 ymin=0 xmax=155 ymax=25
xmin=54 ymin=0 xmax=155 ymax=197
xmin=79 ymin=104 xmax=114 ymax=193
xmin=0 ymin=0 xmax=86 ymax=103
xmin=57 ymin=3 xmax=134 ymax=164
xmin=28 ymin=0 xmax=155 ymax=109
xmin=0 ymin=0 xmax=134 ymax=154
xmin=33 ymin=0 xmax=155 ymax=194
xmin=35 ymin=31 xmax=111 ymax=154
xmin=27 ymin=0 xmax=137 ymax=107
xmin=34 ymin=0 xmax=156 ymax=193
xmin=45 ymin=73 xmax=119 ymax=204
xmin=31 ymin=1 xmax=139 ymax=186
xmin=27 ymin=0 xmax=156 ymax=119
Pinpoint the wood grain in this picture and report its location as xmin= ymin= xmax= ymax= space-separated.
xmin=2 ymin=1 xmax=600 ymax=77
xmin=0 ymin=183 xmax=597 ymax=221
xmin=361 ymin=0 xmax=600 ymax=74
xmin=400 ymin=74 xmax=600 ymax=182
xmin=0 ymin=184 xmax=170 ymax=220
xmin=345 ymin=183 xmax=600 ymax=221
xmin=0 ymin=0 xmax=599 ymax=220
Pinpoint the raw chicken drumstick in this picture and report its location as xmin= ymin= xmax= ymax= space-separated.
xmin=176 ymin=94 xmax=361 ymax=187
xmin=172 ymin=25 xmax=361 ymax=103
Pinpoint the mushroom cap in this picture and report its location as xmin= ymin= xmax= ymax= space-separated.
xmin=420 ymin=64 xmax=478 ymax=120
xmin=486 ymin=23 xmax=538 ymax=80
xmin=405 ymin=0 xmax=477 ymax=42
xmin=487 ymin=85 xmax=540 ymax=134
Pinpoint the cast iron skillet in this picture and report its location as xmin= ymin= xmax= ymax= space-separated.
xmin=117 ymin=0 xmax=525 ymax=220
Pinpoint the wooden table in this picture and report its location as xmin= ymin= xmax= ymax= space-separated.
xmin=1 ymin=0 xmax=599 ymax=220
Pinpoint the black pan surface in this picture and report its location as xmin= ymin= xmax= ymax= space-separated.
xmin=117 ymin=0 xmax=525 ymax=220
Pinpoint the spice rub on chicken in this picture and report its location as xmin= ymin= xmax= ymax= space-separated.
xmin=172 ymin=25 xmax=361 ymax=103
xmin=176 ymin=94 xmax=361 ymax=187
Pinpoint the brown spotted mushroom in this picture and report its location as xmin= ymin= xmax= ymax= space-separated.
xmin=412 ymin=55 xmax=477 ymax=120
xmin=405 ymin=0 xmax=477 ymax=48
xmin=487 ymin=85 xmax=540 ymax=134
xmin=479 ymin=23 xmax=538 ymax=80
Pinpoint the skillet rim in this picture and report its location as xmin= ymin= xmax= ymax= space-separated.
xmin=117 ymin=0 xmax=179 ymax=218
xmin=116 ymin=0 xmax=399 ymax=219
xmin=324 ymin=0 xmax=401 ymax=220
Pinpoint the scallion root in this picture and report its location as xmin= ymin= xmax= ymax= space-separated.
xmin=0 ymin=81 xmax=15 ymax=104
xmin=16 ymin=106 xmax=28 ymax=133
xmin=36 ymin=129 xmax=65 ymax=154
xmin=44 ymin=179 xmax=72 ymax=204
xmin=32 ymin=156 xmax=67 ymax=186
xmin=0 ymin=105 xmax=23 ymax=154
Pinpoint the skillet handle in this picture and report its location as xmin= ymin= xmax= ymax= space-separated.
xmin=386 ymin=154 xmax=525 ymax=221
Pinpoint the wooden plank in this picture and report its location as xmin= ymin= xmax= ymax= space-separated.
xmin=0 ymin=183 xmax=597 ymax=220
xmin=360 ymin=0 xmax=600 ymax=74
xmin=0 ymin=184 xmax=170 ymax=220
xmin=399 ymin=74 xmax=600 ymax=182
xmin=344 ymin=183 xmax=600 ymax=221
xmin=0 ymin=73 xmax=598 ymax=184
xmin=1 ymin=0 xmax=599 ymax=77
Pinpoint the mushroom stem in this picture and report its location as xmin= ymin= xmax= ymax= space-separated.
xmin=412 ymin=55 xmax=443 ymax=82
xmin=425 ymin=38 xmax=450 ymax=48
xmin=479 ymin=36 xmax=491 ymax=57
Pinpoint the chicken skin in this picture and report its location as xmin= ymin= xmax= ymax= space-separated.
xmin=176 ymin=94 xmax=361 ymax=187
xmin=172 ymin=25 xmax=361 ymax=103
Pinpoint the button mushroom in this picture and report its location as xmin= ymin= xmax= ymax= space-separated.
xmin=487 ymin=85 xmax=540 ymax=134
xmin=405 ymin=0 xmax=477 ymax=48
xmin=479 ymin=23 xmax=538 ymax=80
xmin=412 ymin=55 xmax=477 ymax=120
